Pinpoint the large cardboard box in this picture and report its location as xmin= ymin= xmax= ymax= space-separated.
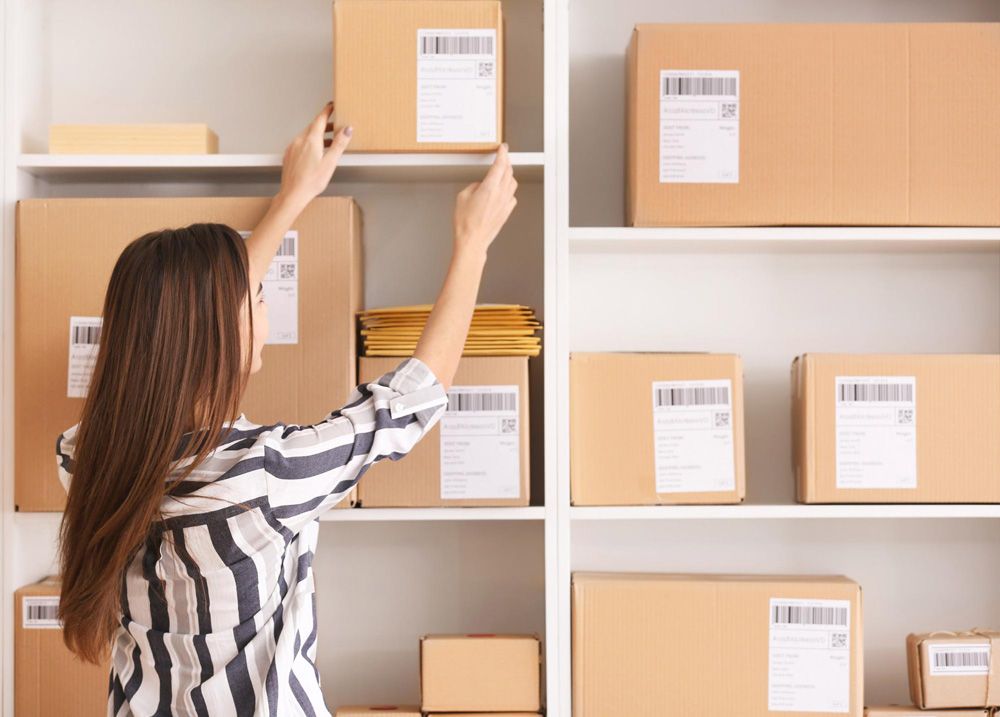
xmin=572 ymin=572 xmax=864 ymax=717
xmin=335 ymin=708 xmax=421 ymax=717
xmin=16 ymin=197 xmax=362 ymax=511
xmin=49 ymin=123 xmax=218 ymax=154
xmin=358 ymin=356 xmax=530 ymax=507
xmin=420 ymin=634 xmax=541 ymax=712
xmin=428 ymin=714 xmax=543 ymax=716
xmin=907 ymin=631 xmax=999 ymax=709
xmin=866 ymin=707 xmax=991 ymax=716
xmin=333 ymin=0 xmax=504 ymax=152
xmin=570 ymin=353 xmax=745 ymax=505
xmin=792 ymin=354 xmax=1000 ymax=504
xmin=15 ymin=577 xmax=108 ymax=717
xmin=626 ymin=23 xmax=1000 ymax=227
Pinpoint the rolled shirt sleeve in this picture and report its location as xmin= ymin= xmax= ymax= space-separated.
xmin=55 ymin=423 xmax=80 ymax=493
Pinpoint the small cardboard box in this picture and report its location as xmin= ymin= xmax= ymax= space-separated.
xmin=572 ymin=572 xmax=864 ymax=716
xmin=570 ymin=353 xmax=745 ymax=505
xmin=15 ymin=197 xmax=363 ymax=511
xmin=49 ymin=123 xmax=218 ymax=154
xmin=792 ymin=354 xmax=1000 ymax=504
xmin=866 ymin=707 xmax=992 ymax=716
xmin=907 ymin=631 xmax=1000 ymax=709
xmin=420 ymin=634 xmax=541 ymax=712
xmin=335 ymin=708 xmax=421 ymax=717
xmin=333 ymin=0 xmax=504 ymax=152
xmin=358 ymin=356 xmax=530 ymax=507
xmin=15 ymin=577 xmax=109 ymax=717
xmin=626 ymin=23 xmax=1000 ymax=227
xmin=428 ymin=714 xmax=543 ymax=716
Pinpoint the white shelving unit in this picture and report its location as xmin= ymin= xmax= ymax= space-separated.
xmin=2 ymin=0 xmax=998 ymax=715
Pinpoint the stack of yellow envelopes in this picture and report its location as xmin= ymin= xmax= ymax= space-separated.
xmin=359 ymin=304 xmax=541 ymax=357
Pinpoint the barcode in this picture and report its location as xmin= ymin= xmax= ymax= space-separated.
xmin=772 ymin=604 xmax=848 ymax=627
xmin=276 ymin=234 xmax=296 ymax=257
xmin=655 ymin=386 xmax=730 ymax=407
xmin=838 ymin=382 xmax=913 ymax=403
xmin=447 ymin=391 xmax=516 ymax=412
xmin=933 ymin=650 xmax=990 ymax=669
xmin=662 ymin=76 xmax=737 ymax=97
xmin=72 ymin=324 xmax=102 ymax=345
xmin=27 ymin=604 xmax=58 ymax=621
xmin=421 ymin=35 xmax=493 ymax=55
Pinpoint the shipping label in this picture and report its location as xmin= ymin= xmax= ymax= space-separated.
xmin=651 ymin=379 xmax=735 ymax=493
xmin=835 ymin=376 xmax=916 ymax=489
xmin=67 ymin=316 xmax=102 ymax=399
xmin=928 ymin=643 xmax=991 ymax=676
xmin=23 ymin=596 xmax=61 ymax=629
xmin=769 ymin=598 xmax=852 ymax=713
xmin=440 ymin=385 xmax=520 ymax=500
xmin=239 ymin=230 xmax=299 ymax=344
xmin=417 ymin=28 xmax=497 ymax=143
xmin=659 ymin=70 xmax=739 ymax=183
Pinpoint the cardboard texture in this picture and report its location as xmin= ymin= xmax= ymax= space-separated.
xmin=15 ymin=577 xmax=109 ymax=717
xmin=570 ymin=352 xmax=745 ymax=505
xmin=572 ymin=572 xmax=864 ymax=717
xmin=333 ymin=0 xmax=504 ymax=152
xmin=907 ymin=631 xmax=1000 ymax=709
xmin=49 ymin=123 xmax=218 ymax=154
xmin=866 ymin=707 xmax=992 ymax=716
xmin=626 ymin=23 xmax=1000 ymax=227
xmin=792 ymin=354 xmax=1000 ymax=504
xmin=15 ymin=197 xmax=362 ymax=511
xmin=357 ymin=356 xmax=530 ymax=507
xmin=335 ymin=708 xmax=421 ymax=717
xmin=420 ymin=634 xmax=541 ymax=712
xmin=427 ymin=714 xmax=543 ymax=716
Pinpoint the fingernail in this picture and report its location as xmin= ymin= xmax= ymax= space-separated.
xmin=502 ymin=142 xmax=508 ymax=151
xmin=327 ymin=100 xmax=334 ymax=107
xmin=344 ymin=126 xmax=353 ymax=137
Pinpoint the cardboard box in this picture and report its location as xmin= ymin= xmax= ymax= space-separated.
xmin=570 ymin=353 xmax=745 ymax=505
xmin=421 ymin=634 xmax=541 ymax=712
xmin=358 ymin=356 xmax=530 ymax=507
xmin=907 ymin=631 xmax=999 ymax=709
xmin=15 ymin=197 xmax=362 ymax=511
xmin=626 ymin=23 xmax=1000 ymax=227
xmin=333 ymin=0 xmax=504 ymax=152
xmin=49 ymin=123 xmax=218 ymax=154
xmin=866 ymin=707 xmax=991 ymax=716
xmin=427 ymin=714 xmax=543 ymax=716
xmin=15 ymin=577 xmax=108 ymax=717
xmin=335 ymin=708 xmax=421 ymax=717
xmin=572 ymin=572 xmax=864 ymax=716
xmin=792 ymin=354 xmax=1000 ymax=504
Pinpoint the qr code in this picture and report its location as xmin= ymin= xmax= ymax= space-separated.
xmin=279 ymin=263 xmax=297 ymax=280
xmin=500 ymin=418 xmax=517 ymax=434
xmin=897 ymin=408 xmax=914 ymax=425
xmin=831 ymin=632 xmax=848 ymax=649
xmin=714 ymin=411 xmax=731 ymax=428
xmin=720 ymin=103 xmax=737 ymax=119
xmin=478 ymin=61 xmax=495 ymax=78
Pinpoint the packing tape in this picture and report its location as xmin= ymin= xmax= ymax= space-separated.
xmin=927 ymin=629 xmax=1000 ymax=707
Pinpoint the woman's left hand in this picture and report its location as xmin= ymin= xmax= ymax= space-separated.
xmin=277 ymin=102 xmax=352 ymax=209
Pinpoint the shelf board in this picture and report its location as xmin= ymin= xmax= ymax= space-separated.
xmin=319 ymin=506 xmax=546 ymax=522
xmin=569 ymin=226 xmax=1000 ymax=253
xmin=17 ymin=152 xmax=545 ymax=184
xmin=570 ymin=504 xmax=1000 ymax=520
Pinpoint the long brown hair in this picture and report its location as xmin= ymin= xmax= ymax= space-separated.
xmin=59 ymin=223 xmax=255 ymax=663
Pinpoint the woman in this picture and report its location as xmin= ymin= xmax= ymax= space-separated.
xmin=55 ymin=102 xmax=518 ymax=716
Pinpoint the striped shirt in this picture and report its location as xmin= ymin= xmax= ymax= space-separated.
xmin=56 ymin=358 xmax=447 ymax=717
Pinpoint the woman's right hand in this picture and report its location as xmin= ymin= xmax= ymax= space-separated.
xmin=453 ymin=144 xmax=518 ymax=258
